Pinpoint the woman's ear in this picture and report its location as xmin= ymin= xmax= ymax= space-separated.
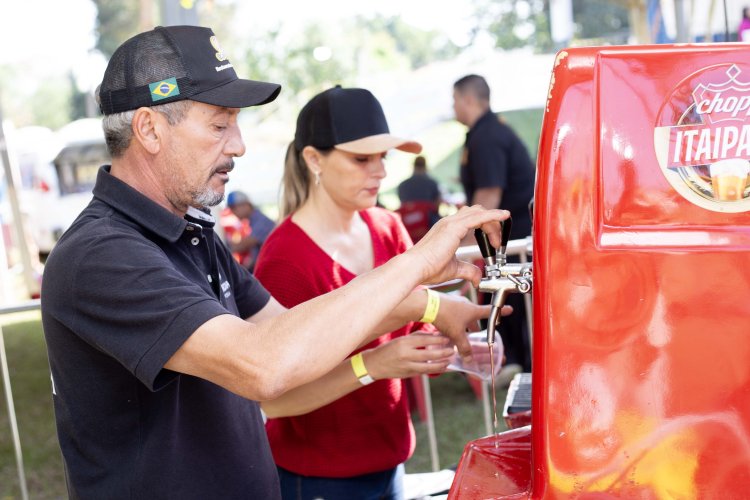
xmin=301 ymin=145 xmax=322 ymax=176
xmin=131 ymin=108 xmax=163 ymax=155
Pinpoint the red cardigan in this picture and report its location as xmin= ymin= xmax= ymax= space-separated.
xmin=254 ymin=207 xmax=418 ymax=477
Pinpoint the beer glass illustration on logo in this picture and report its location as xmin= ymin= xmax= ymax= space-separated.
xmin=710 ymin=158 xmax=750 ymax=201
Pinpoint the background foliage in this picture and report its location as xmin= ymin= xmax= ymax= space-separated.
xmin=1 ymin=0 xmax=640 ymax=129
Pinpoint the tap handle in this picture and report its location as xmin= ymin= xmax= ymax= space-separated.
xmin=500 ymin=217 xmax=512 ymax=255
xmin=473 ymin=228 xmax=496 ymax=260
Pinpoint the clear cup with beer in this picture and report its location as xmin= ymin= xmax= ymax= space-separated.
xmin=710 ymin=158 xmax=750 ymax=201
xmin=446 ymin=330 xmax=504 ymax=381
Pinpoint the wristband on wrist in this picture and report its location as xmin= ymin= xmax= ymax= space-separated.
xmin=350 ymin=352 xmax=374 ymax=386
xmin=419 ymin=288 xmax=440 ymax=324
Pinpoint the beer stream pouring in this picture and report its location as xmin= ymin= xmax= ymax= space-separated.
xmin=474 ymin=218 xmax=532 ymax=346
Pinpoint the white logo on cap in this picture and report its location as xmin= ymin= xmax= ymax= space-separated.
xmin=210 ymin=35 xmax=227 ymax=62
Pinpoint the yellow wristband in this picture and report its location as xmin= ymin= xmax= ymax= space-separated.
xmin=420 ymin=289 xmax=440 ymax=324
xmin=350 ymin=352 xmax=374 ymax=385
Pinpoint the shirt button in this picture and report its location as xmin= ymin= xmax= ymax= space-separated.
xmin=191 ymin=237 xmax=200 ymax=246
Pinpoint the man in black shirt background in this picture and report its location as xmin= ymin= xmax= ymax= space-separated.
xmin=453 ymin=74 xmax=536 ymax=379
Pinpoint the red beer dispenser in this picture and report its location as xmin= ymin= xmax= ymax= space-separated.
xmin=449 ymin=44 xmax=750 ymax=499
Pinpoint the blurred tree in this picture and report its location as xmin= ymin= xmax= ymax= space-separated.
xmin=92 ymin=0 xmax=142 ymax=58
xmin=69 ymin=72 xmax=90 ymax=121
xmin=240 ymin=14 xmax=460 ymax=111
xmin=358 ymin=16 xmax=460 ymax=68
xmin=92 ymin=0 xmax=233 ymax=57
xmin=574 ymin=0 xmax=629 ymax=42
xmin=279 ymin=23 xmax=356 ymax=99
xmin=198 ymin=0 xmax=237 ymax=43
xmin=0 ymin=63 xmax=25 ymax=124
xmin=472 ymin=0 xmax=554 ymax=52
xmin=613 ymin=0 xmax=649 ymax=44
xmin=0 ymin=65 xmax=69 ymax=128
xmin=471 ymin=0 xmax=640 ymax=49
xmin=29 ymin=79 xmax=73 ymax=130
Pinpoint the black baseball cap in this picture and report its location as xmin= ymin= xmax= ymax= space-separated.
xmin=294 ymin=86 xmax=421 ymax=155
xmin=98 ymin=25 xmax=281 ymax=115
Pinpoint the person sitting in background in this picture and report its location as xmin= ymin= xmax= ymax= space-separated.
xmin=254 ymin=86 xmax=507 ymax=500
xmin=396 ymin=155 xmax=443 ymax=242
xmin=220 ymin=190 xmax=275 ymax=271
xmin=397 ymin=155 xmax=442 ymax=210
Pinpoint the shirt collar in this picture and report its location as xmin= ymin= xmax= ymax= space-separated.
xmin=470 ymin=109 xmax=496 ymax=133
xmin=185 ymin=206 xmax=216 ymax=228
xmin=92 ymin=165 xmax=189 ymax=242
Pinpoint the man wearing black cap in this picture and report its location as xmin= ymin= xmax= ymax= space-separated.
xmin=41 ymin=26 xmax=510 ymax=499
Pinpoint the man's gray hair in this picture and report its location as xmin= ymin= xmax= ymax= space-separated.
xmin=96 ymin=86 xmax=193 ymax=157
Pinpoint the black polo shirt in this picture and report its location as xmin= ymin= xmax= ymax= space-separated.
xmin=41 ymin=166 xmax=279 ymax=499
xmin=460 ymin=110 xmax=535 ymax=239
xmin=397 ymin=172 xmax=440 ymax=204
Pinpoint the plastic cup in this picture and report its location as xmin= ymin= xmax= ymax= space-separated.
xmin=447 ymin=330 xmax=504 ymax=381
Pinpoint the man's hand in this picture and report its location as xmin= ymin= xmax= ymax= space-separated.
xmin=431 ymin=292 xmax=512 ymax=361
xmin=408 ymin=205 xmax=509 ymax=287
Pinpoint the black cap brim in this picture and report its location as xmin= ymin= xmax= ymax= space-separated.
xmin=190 ymin=78 xmax=281 ymax=109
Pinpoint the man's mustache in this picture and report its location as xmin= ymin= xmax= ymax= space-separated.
xmin=212 ymin=161 xmax=235 ymax=176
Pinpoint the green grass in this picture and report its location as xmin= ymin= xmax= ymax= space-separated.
xmin=0 ymin=311 xmax=66 ymax=499
xmin=0 ymin=313 xmax=506 ymax=498
xmin=406 ymin=373 xmax=508 ymax=473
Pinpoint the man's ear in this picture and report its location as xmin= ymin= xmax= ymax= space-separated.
xmin=131 ymin=108 xmax=164 ymax=155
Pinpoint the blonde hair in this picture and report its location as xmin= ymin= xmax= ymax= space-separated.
xmin=280 ymin=143 xmax=312 ymax=219
xmin=280 ymin=143 xmax=335 ymax=218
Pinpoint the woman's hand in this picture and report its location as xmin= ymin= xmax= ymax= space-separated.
xmin=363 ymin=332 xmax=455 ymax=381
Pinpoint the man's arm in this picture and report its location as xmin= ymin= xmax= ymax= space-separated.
xmin=227 ymin=234 xmax=260 ymax=254
xmin=249 ymin=284 xmax=493 ymax=354
xmin=164 ymin=205 xmax=509 ymax=402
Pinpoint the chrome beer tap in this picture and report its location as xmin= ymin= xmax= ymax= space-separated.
xmin=474 ymin=218 xmax=533 ymax=346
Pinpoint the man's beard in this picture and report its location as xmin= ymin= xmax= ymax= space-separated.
xmin=193 ymin=188 xmax=224 ymax=208
xmin=192 ymin=161 xmax=234 ymax=208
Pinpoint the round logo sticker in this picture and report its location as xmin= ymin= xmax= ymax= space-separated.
xmin=654 ymin=63 xmax=750 ymax=212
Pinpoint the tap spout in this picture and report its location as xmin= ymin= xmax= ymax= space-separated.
xmin=486 ymin=287 xmax=514 ymax=345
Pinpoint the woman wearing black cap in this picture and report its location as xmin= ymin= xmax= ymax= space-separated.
xmin=254 ymin=87 xmax=495 ymax=499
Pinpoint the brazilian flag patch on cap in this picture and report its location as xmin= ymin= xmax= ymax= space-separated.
xmin=149 ymin=78 xmax=180 ymax=102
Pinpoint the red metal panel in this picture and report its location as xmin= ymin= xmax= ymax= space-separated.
xmin=449 ymin=427 xmax=532 ymax=499
xmin=505 ymin=410 xmax=532 ymax=431
xmin=451 ymin=44 xmax=750 ymax=499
